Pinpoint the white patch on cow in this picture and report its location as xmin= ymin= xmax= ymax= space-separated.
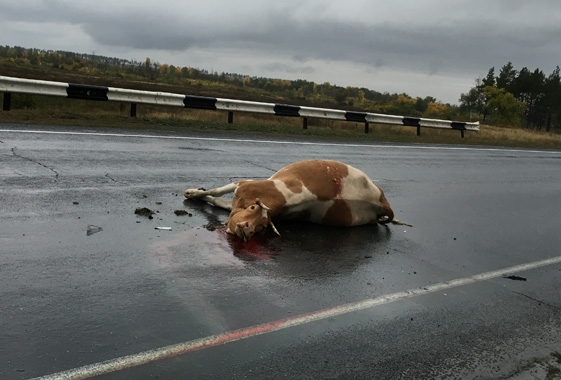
xmin=272 ymin=179 xmax=333 ymax=223
xmin=340 ymin=166 xmax=386 ymax=225
xmin=272 ymin=179 xmax=315 ymax=207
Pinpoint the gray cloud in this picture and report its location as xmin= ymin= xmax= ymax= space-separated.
xmin=260 ymin=62 xmax=316 ymax=76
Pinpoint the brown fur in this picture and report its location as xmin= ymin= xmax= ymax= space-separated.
xmin=322 ymin=199 xmax=353 ymax=226
xmin=270 ymin=160 xmax=349 ymax=201
xmin=232 ymin=180 xmax=286 ymax=217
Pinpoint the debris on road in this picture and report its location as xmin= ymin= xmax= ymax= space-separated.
xmin=155 ymin=227 xmax=172 ymax=231
xmin=174 ymin=210 xmax=192 ymax=216
xmin=86 ymin=225 xmax=103 ymax=236
xmin=203 ymin=223 xmax=223 ymax=231
xmin=503 ymin=275 xmax=527 ymax=281
xmin=135 ymin=207 xmax=156 ymax=219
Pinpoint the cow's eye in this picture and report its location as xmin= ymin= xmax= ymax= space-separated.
xmin=250 ymin=205 xmax=256 ymax=210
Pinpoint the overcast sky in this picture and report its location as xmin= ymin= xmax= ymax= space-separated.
xmin=1 ymin=0 xmax=561 ymax=104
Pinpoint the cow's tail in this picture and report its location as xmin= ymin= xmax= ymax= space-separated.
xmin=377 ymin=188 xmax=413 ymax=227
xmin=390 ymin=219 xmax=413 ymax=227
xmin=378 ymin=206 xmax=394 ymax=224
xmin=377 ymin=189 xmax=395 ymax=225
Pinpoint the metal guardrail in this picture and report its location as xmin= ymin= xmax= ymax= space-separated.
xmin=1 ymin=75 xmax=479 ymax=136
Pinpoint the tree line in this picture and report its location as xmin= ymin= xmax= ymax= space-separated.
xmin=1 ymin=45 xmax=461 ymax=121
xmin=460 ymin=62 xmax=561 ymax=132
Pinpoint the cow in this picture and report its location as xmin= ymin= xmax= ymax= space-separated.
xmin=184 ymin=160 xmax=410 ymax=241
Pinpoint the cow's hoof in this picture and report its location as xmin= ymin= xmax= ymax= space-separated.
xmin=184 ymin=189 xmax=201 ymax=198
xmin=378 ymin=216 xmax=390 ymax=224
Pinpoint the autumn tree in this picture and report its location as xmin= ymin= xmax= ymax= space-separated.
xmin=459 ymin=78 xmax=485 ymax=119
xmin=356 ymin=90 xmax=366 ymax=106
xmin=144 ymin=57 xmax=155 ymax=78
xmin=483 ymin=86 xmax=525 ymax=126
xmin=159 ymin=63 xmax=169 ymax=75
xmin=425 ymin=101 xmax=448 ymax=118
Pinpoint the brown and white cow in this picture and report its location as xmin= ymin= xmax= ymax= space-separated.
xmin=185 ymin=160 xmax=409 ymax=241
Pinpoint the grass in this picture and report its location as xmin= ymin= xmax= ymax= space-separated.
xmin=1 ymin=93 xmax=561 ymax=150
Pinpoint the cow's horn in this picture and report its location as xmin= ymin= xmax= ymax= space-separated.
xmin=269 ymin=220 xmax=281 ymax=236
xmin=255 ymin=198 xmax=271 ymax=211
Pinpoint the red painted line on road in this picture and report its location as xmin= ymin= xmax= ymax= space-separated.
xmin=177 ymin=316 xmax=292 ymax=355
xmin=32 ymin=254 xmax=561 ymax=380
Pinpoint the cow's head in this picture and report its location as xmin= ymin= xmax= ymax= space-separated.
xmin=226 ymin=198 xmax=280 ymax=241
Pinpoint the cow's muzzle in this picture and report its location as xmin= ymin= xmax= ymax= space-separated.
xmin=235 ymin=221 xmax=255 ymax=242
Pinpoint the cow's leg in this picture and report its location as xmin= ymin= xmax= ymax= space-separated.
xmin=198 ymin=196 xmax=232 ymax=211
xmin=184 ymin=183 xmax=237 ymax=199
xmin=185 ymin=183 xmax=237 ymax=211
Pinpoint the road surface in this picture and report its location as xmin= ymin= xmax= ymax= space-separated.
xmin=1 ymin=124 xmax=561 ymax=379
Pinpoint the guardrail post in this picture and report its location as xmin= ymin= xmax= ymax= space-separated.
xmin=228 ymin=111 xmax=234 ymax=124
xmin=130 ymin=103 xmax=137 ymax=117
xmin=364 ymin=122 xmax=369 ymax=134
xmin=2 ymin=92 xmax=11 ymax=111
xmin=461 ymin=130 xmax=465 ymax=138
xmin=417 ymin=126 xmax=421 ymax=136
xmin=303 ymin=117 xmax=308 ymax=130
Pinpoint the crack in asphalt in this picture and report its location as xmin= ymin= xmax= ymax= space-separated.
xmin=104 ymin=173 xmax=124 ymax=184
xmin=244 ymin=160 xmax=278 ymax=174
xmin=512 ymin=291 xmax=561 ymax=310
xmin=11 ymin=146 xmax=59 ymax=181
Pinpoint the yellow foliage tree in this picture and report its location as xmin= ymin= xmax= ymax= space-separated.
xmin=357 ymin=90 xmax=365 ymax=106
xmin=396 ymin=94 xmax=415 ymax=105
xmin=426 ymin=102 xmax=448 ymax=117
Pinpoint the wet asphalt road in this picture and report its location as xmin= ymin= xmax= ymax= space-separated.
xmin=1 ymin=124 xmax=561 ymax=380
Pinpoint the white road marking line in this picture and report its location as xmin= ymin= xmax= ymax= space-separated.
xmin=32 ymin=255 xmax=561 ymax=380
xmin=1 ymin=129 xmax=561 ymax=154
